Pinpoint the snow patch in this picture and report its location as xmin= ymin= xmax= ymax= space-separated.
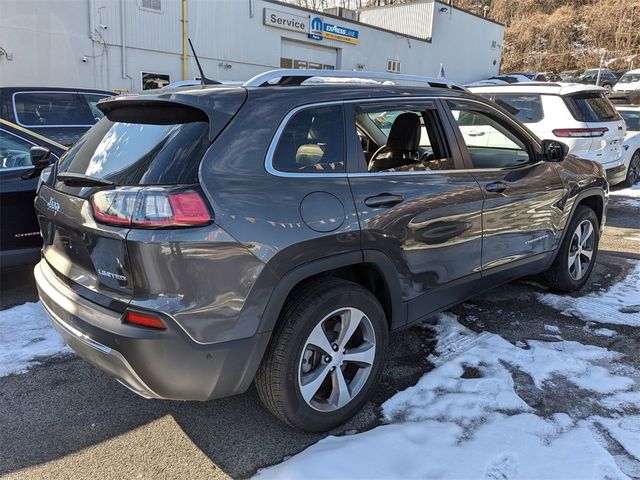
xmin=538 ymin=260 xmax=640 ymax=326
xmin=0 ymin=302 xmax=70 ymax=377
xmin=611 ymin=184 xmax=640 ymax=199
xmin=256 ymin=314 xmax=639 ymax=480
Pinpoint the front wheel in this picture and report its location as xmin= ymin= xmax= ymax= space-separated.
xmin=623 ymin=151 xmax=640 ymax=187
xmin=543 ymin=205 xmax=599 ymax=292
xmin=255 ymin=279 xmax=388 ymax=432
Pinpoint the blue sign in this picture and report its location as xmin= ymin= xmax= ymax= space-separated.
xmin=308 ymin=16 xmax=323 ymax=41
xmin=322 ymin=23 xmax=359 ymax=44
xmin=307 ymin=16 xmax=359 ymax=45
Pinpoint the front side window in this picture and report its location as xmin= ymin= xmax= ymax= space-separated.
xmin=13 ymin=92 xmax=96 ymax=127
xmin=355 ymin=106 xmax=452 ymax=172
xmin=272 ymin=106 xmax=344 ymax=173
xmin=0 ymin=129 xmax=33 ymax=169
xmin=447 ymin=100 xmax=532 ymax=169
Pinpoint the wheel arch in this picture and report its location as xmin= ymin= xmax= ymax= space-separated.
xmin=257 ymin=250 xmax=406 ymax=336
xmin=551 ymin=188 xmax=605 ymax=263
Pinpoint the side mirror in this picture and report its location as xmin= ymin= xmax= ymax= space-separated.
xmin=541 ymin=139 xmax=568 ymax=162
xmin=30 ymin=146 xmax=52 ymax=167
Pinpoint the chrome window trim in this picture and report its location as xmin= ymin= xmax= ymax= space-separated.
xmin=12 ymin=91 xmax=110 ymax=128
xmin=265 ymin=96 xmax=463 ymax=179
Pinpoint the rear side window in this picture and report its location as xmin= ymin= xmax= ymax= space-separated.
xmin=13 ymin=92 xmax=100 ymax=127
xmin=273 ymin=106 xmax=344 ymax=173
xmin=81 ymin=94 xmax=109 ymax=122
xmin=57 ymin=117 xmax=210 ymax=185
xmin=564 ymin=93 xmax=621 ymax=122
xmin=492 ymin=94 xmax=544 ymax=123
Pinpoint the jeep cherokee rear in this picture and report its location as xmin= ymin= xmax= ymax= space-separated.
xmin=34 ymin=70 xmax=607 ymax=432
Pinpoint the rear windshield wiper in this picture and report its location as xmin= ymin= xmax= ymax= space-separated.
xmin=56 ymin=172 xmax=114 ymax=187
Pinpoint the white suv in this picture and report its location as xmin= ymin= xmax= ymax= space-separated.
xmin=613 ymin=69 xmax=640 ymax=94
xmin=469 ymin=83 xmax=627 ymax=185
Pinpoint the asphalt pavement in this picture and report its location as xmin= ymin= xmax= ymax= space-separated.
xmin=0 ymin=192 xmax=638 ymax=480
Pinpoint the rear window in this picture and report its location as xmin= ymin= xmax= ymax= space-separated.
xmin=492 ymin=94 xmax=544 ymax=123
xmin=564 ymin=93 xmax=621 ymax=122
xmin=57 ymin=118 xmax=210 ymax=185
xmin=13 ymin=92 xmax=108 ymax=127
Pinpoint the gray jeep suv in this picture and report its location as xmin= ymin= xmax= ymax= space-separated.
xmin=34 ymin=70 xmax=608 ymax=432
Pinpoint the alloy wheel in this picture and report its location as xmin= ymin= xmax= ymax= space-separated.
xmin=297 ymin=307 xmax=376 ymax=412
xmin=568 ymin=219 xmax=595 ymax=280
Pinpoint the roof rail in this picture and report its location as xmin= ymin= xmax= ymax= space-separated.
xmin=242 ymin=69 xmax=467 ymax=91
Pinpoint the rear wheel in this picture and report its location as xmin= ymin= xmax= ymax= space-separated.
xmin=623 ymin=151 xmax=640 ymax=187
xmin=544 ymin=205 xmax=599 ymax=291
xmin=255 ymin=279 xmax=388 ymax=432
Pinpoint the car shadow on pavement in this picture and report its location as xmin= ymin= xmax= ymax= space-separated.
xmin=0 ymin=320 xmax=434 ymax=479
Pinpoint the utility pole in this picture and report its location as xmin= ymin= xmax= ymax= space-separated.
xmin=596 ymin=50 xmax=605 ymax=86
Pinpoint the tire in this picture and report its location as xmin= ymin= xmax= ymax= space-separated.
xmin=544 ymin=205 xmax=599 ymax=292
xmin=622 ymin=151 xmax=640 ymax=187
xmin=602 ymin=83 xmax=612 ymax=91
xmin=255 ymin=278 xmax=388 ymax=432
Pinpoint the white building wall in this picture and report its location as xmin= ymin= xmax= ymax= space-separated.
xmin=358 ymin=0 xmax=434 ymax=40
xmin=0 ymin=0 xmax=504 ymax=92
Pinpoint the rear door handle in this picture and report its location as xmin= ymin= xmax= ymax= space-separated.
xmin=364 ymin=193 xmax=404 ymax=208
xmin=485 ymin=182 xmax=507 ymax=193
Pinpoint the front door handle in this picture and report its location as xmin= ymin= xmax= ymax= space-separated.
xmin=364 ymin=193 xmax=404 ymax=208
xmin=485 ymin=182 xmax=507 ymax=193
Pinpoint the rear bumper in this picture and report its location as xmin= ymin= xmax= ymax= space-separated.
xmin=606 ymin=163 xmax=627 ymax=186
xmin=34 ymin=260 xmax=270 ymax=401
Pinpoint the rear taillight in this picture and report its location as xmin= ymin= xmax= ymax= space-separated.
xmin=552 ymin=127 xmax=609 ymax=138
xmin=90 ymin=188 xmax=211 ymax=228
xmin=124 ymin=310 xmax=166 ymax=330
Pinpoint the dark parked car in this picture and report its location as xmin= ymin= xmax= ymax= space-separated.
xmin=0 ymin=119 xmax=65 ymax=269
xmin=574 ymin=69 xmax=619 ymax=90
xmin=33 ymin=70 xmax=608 ymax=432
xmin=0 ymin=86 xmax=114 ymax=146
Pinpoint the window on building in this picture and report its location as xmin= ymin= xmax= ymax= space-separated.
xmin=272 ymin=105 xmax=345 ymax=173
xmin=386 ymin=59 xmax=401 ymax=73
xmin=141 ymin=72 xmax=171 ymax=90
xmin=141 ymin=0 xmax=162 ymax=12
xmin=280 ymin=58 xmax=293 ymax=69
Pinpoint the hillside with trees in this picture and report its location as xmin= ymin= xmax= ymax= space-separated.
xmin=456 ymin=0 xmax=640 ymax=72
xmin=283 ymin=0 xmax=640 ymax=72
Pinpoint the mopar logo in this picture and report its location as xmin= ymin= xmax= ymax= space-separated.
xmin=309 ymin=16 xmax=323 ymax=40
xmin=47 ymin=197 xmax=60 ymax=214
xmin=98 ymin=269 xmax=128 ymax=282
xmin=310 ymin=16 xmax=323 ymax=33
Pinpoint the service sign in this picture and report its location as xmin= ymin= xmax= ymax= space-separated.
xmin=263 ymin=8 xmax=307 ymax=34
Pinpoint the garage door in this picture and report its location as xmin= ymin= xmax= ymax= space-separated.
xmin=280 ymin=39 xmax=337 ymax=70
